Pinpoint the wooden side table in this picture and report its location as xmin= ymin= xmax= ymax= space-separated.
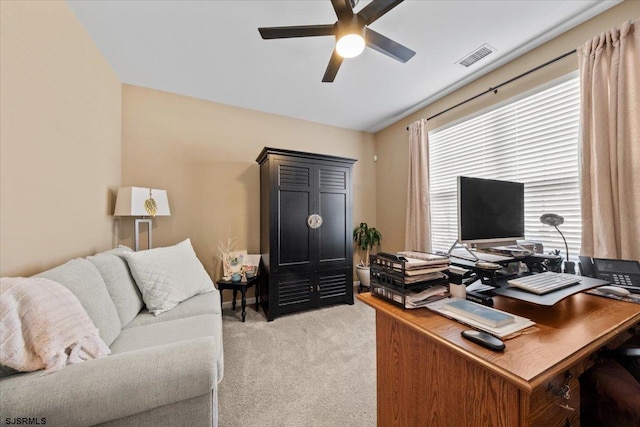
xmin=216 ymin=276 xmax=260 ymax=322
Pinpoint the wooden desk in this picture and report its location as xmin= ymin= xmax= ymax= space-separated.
xmin=357 ymin=292 xmax=640 ymax=427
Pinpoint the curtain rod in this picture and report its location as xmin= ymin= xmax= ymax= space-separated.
xmin=406 ymin=48 xmax=577 ymax=130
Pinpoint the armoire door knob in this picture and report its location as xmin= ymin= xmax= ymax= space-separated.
xmin=307 ymin=214 xmax=323 ymax=229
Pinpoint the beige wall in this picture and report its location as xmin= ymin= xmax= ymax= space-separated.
xmin=121 ymin=85 xmax=377 ymax=289
xmin=3 ymin=0 xmax=634 ymax=283
xmin=0 ymin=1 xmax=122 ymax=276
xmin=374 ymin=1 xmax=640 ymax=253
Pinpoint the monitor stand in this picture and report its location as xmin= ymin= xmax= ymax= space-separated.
xmin=447 ymin=240 xmax=479 ymax=261
xmin=480 ymin=245 xmax=533 ymax=258
xmin=471 ymin=240 xmax=518 ymax=251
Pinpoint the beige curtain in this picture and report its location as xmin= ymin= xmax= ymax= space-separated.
xmin=578 ymin=19 xmax=640 ymax=260
xmin=405 ymin=118 xmax=432 ymax=252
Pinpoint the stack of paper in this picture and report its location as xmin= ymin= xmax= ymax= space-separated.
xmin=404 ymin=285 xmax=449 ymax=309
xmin=397 ymin=251 xmax=450 ymax=286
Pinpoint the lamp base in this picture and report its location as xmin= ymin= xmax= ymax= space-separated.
xmin=135 ymin=218 xmax=152 ymax=251
xmin=564 ymin=261 xmax=576 ymax=275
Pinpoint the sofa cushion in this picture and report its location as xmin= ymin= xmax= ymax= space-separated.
xmin=111 ymin=314 xmax=219 ymax=354
xmin=0 ymin=277 xmax=110 ymax=374
xmin=35 ymin=258 xmax=121 ymax=346
xmin=124 ymin=291 xmax=221 ymax=329
xmin=87 ymin=246 xmax=144 ymax=327
xmin=124 ymin=239 xmax=214 ymax=315
xmin=111 ymin=313 xmax=223 ymax=383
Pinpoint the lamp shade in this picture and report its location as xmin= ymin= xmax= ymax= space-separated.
xmin=114 ymin=187 xmax=171 ymax=217
xmin=540 ymin=213 xmax=564 ymax=227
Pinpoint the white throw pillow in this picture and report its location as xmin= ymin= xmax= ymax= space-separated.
xmin=124 ymin=239 xmax=214 ymax=315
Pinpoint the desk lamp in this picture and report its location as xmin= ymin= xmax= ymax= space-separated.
xmin=114 ymin=187 xmax=171 ymax=251
xmin=540 ymin=213 xmax=575 ymax=274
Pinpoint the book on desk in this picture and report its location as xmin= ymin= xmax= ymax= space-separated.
xmin=426 ymin=297 xmax=535 ymax=338
xmin=444 ymin=299 xmax=514 ymax=327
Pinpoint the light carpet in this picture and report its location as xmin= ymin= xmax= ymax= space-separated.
xmin=218 ymin=295 xmax=376 ymax=427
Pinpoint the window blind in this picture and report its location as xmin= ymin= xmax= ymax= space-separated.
xmin=429 ymin=76 xmax=581 ymax=261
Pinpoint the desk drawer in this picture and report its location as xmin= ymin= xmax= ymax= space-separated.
xmin=527 ymin=369 xmax=581 ymax=427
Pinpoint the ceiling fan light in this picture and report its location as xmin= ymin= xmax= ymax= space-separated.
xmin=336 ymin=34 xmax=365 ymax=58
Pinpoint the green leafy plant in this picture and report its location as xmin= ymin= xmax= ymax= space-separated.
xmin=353 ymin=222 xmax=382 ymax=267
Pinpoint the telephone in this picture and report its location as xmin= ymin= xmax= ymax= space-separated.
xmin=579 ymin=256 xmax=640 ymax=288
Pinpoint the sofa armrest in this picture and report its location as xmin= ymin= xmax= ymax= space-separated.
xmin=0 ymin=337 xmax=218 ymax=427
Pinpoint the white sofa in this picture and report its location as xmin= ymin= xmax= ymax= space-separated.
xmin=0 ymin=244 xmax=223 ymax=427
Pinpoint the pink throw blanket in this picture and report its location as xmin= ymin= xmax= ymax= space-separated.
xmin=0 ymin=277 xmax=110 ymax=374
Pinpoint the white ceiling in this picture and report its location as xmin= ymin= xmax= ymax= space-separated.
xmin=67 ymin=0 xmax=619 ymax=133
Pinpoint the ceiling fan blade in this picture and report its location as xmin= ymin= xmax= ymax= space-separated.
xmin=322 ymin=50 xmax=344 ymax=82
xmin=330 ymin=0 xmax=354 ymax=21
xmin=365 ymin=28 xmax=415 ymax=63
xmin=259 ymin=24 xmax=336 ymax=39
xmin=358 ymin=0 xmax=404 ymax=25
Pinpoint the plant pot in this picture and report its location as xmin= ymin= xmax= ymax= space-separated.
xmin=356 ymin=265 xmax=371 ymax=288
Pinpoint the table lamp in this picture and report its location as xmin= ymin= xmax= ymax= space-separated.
xmin=540 ymin=213 xmax=575 ymax=274
xmin=114 ymin=187 xmax=171 ymax=251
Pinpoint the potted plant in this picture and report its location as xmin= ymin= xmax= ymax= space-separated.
xmin=353 ymin=222 xmax=382 ymax=290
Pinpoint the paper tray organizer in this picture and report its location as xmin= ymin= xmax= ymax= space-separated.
xmin=369 ymin=253 xmax=448 ymax=309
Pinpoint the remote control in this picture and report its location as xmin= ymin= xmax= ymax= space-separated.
xmin=461 ymin=330 xmax=505 ymax=351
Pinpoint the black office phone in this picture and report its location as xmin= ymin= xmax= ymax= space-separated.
xmin=579 ymin=256 xmax=640 ymax=288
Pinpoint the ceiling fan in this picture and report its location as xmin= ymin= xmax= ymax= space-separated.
xmin=258 ymin=0 xmax=415 ymax=82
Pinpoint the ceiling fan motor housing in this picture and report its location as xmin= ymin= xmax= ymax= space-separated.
xmin=336 ymin=15 xmax=365 ymax=38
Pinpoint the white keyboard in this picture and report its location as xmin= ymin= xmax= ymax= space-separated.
xmin=507 ymin=272 xmax=581 ymax=295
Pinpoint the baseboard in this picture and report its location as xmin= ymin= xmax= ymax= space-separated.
xmin=222 ymin=297 xmax=257 ymax=309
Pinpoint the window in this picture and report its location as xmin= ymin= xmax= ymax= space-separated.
xmin=429 ymin=75 xmax=581 ymax=261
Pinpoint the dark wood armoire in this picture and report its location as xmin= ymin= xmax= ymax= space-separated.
xmin=256 ymin=147 xmax=356 ymax=321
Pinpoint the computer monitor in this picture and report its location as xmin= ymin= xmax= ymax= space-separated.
xmin=457 ymin=176 xmax=525 ymax=245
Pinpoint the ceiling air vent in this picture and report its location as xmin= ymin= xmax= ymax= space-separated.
xmin=456 ymin=44 xmax=496 ymax=68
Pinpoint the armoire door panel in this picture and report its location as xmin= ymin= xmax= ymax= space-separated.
xmin=277 ymin=276 xmax=313 ymax=307
xmin=278 ymin=190 xmax=310 ymax=265
xmin=318 ymin=192 xmax=347 ymax=262
xmin=319 ymin=167 xmax=347 ymax=191
xmin=278 ymin=163 xmax=311 ymax=187
xmin=318 ymin=269 xmax=352 ymax=305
